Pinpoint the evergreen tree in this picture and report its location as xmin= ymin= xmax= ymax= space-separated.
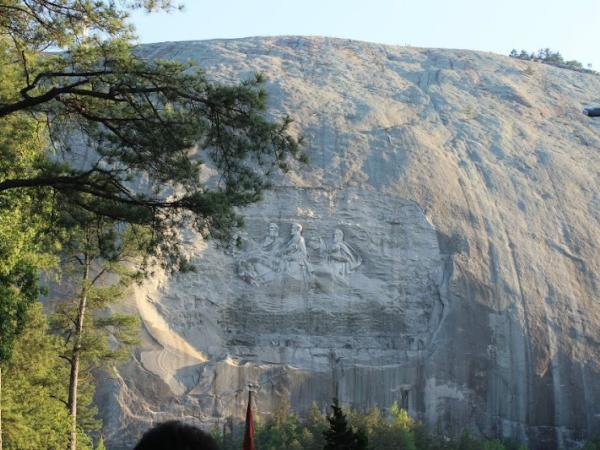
xmin=51 ymin=206 xmax=145 ymax=450
xmin=0 ymin=2 xmax=302 ymax=446
xmin=0 ymin=58 xmax=56 ymax=447
xmin=304 ymin=402 xmax=327 ymax=450
xmin=1 ymin=303 xmax=79 ymax=450
xmin=0 ymin=1 xmax=304 ymax=265
xmin=346 ymin=403 xmax=417 ymax=450
xmin=457 ymin=429 xmax=482 ymax=450
xmin=95 ymin=436 xmax=106 ymax=450
xmin=389 ymin=402 xmax=417 ymax=450
xmin=482 ymin=439 xmax=508 ymax=450
xmin=565 ymin=60 xmax=583 ymax=69
xmin=583 ymin=437 xmax=600 ymax=450
xmin=509 ymin=47 xmax=590 ymax=73
xmin=254 ymin=401 xmax=304 ymax=450
xmin=209 ymin=400 xmax=534 ymax=450
xmin=323 ymin=399 xmax=367 ymax=450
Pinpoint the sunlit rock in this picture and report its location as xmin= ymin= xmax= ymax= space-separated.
xmin=95 ymin=36 xmax=600 ymax=450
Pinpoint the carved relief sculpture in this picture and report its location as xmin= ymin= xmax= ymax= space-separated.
xmin=278 ymin=223 xmax=313 ymax=283
xmin=326 ymin=228 xmax=362 ymax=278
xmin=234 ymin=223 xmax=283 ymax=285
xmin=233 ymin=223 xmax=362 ymax=288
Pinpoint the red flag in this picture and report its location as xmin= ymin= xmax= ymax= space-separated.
xmin=243 ymin=391 xmax=255 ymax=450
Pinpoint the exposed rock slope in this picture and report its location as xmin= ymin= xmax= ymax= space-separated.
xmin=96 ymin=37 xmax=600 ymax=450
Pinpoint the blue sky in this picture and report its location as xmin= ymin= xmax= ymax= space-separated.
xmin=131 ymin=0 xmax=600 ymax=69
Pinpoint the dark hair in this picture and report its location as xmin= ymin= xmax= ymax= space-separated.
xmin=133 ymin=420 xmax=219 ymax=450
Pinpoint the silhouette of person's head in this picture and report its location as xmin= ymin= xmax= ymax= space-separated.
xmin=133 ymin=420 xmax=219 ymax=450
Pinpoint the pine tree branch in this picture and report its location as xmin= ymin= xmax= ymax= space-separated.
xmin=49 ymin=393 xmax=69 ymax=407
xmin=0 ymin=79 xmax=89 ymax=117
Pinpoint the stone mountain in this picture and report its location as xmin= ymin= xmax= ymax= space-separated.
xmin=93 ymin=36 xmax=600 ymax=450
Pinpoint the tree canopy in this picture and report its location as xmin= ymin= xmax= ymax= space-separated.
xmin=0 ymin=0 xmax=303 ymax=372
xmin=0 ymin=2 xmax=304 ymax=447
xmin=51 ymin=203 xmax=146 ymax=449
xmin=0 ymin=65 xmax=54 ymax=365
xmin=1 ymin=303 xmax=87 ymax=450
xmin=0 ymin=0 xmax=304 ymax=264
xmin=323 ymin=399 xmax=368 ymax=450
xmin=509 ymin=47 xmax=594 ymax=74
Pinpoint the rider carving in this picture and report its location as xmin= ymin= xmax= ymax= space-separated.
xmin=326 ymin=228 xmax=362 ymax=277
xmin=278 ymin=223 xmax=312 ymax=282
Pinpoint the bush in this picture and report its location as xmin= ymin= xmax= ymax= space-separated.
xmin=583 ymin=436 xmax=600 ymax=450
xmin=509 ymin=48 xmax=595 ymax=74
xmin=212 ymin=399 xmax=600 ymax=450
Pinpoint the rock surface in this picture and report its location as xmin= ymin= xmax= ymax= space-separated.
xmin=95 ymin=37 xmax=600 ymax=449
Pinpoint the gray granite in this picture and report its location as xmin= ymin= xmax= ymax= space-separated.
xmin=95 ymin=37 xmax=600 ymax=450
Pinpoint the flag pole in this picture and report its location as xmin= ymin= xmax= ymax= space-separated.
xmin=242 ymin=385 xmax=256 ymax=450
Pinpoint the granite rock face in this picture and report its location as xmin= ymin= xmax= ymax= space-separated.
xmin=96 ymin=37 xmax=600 ymax=449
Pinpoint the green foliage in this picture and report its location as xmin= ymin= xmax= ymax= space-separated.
xmin=0 ymin=77 xmax=55 ymax=365
xmin=213 ymin=401 xmax=326 ymax=450
xmin=0 ymin=257 xmax=38 ymax=364
xmin=457 ymin=430 xmax=484 ymax=450
xmin=509 ymin=48 xmax=594 ymax=73
xmin=583 ymin=436 xmax=600 ymax=450
xmin=0 ymin=3 xmax=302 ymax=445
xmin=0 ymin=1 xmax=305 ymax=270
xmin=346 ymin=402 xmax=416 ymax=450
xmin=0 ymin=1 xmax=179 ymax=50
xmin=483 ymin=439 xmax=509 ymax=450
xmin=324 ymin=399 xmax=368 ymax=450
xmin=50 ymin=206 xmax=146 ymax=447
xmin=212 ymin=402 xmax=547 ymax=450
xmin=304 ymin=401 xmax=328 ymax=450
xmin=95 ymin=436 xmax=106 ymax=450
xmin=254 ymin=403 xmax=304 ymax=450
xmin=1 ymin=303 xmax=85 ymax=449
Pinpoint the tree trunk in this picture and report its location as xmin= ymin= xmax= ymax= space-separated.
xmin=0 ymin=366 xmax=3 ymax=450
xmin=68 ymin=258 xmax=90 ymax=450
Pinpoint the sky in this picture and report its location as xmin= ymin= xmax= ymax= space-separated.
xmin=131 ymin=0 xmax=600 ymax=70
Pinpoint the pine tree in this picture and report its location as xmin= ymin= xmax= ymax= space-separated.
xmin=1 ymin=303 xmax=75 ymax=449
xmin=304 ymin=402 xmax=327 ymax=450
xmin=583 ymin=437 xmax=600 ymax=450
xmin=0 ymin=2 xmax=303 ymax=447
xmin=323 ymin=399 xmax=367 ymax=450
xmin=0 ymin=1 xmax=304 ymax=266
xmin=51 ymin=207 xmax=145 ymax=450
xmin=254 ymin=400 xmax=304 ymax=450
xmin=0 ymin=76 xmax=55 ymax=448
xmin=95 ymin=436 xmax=107 ymax=450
